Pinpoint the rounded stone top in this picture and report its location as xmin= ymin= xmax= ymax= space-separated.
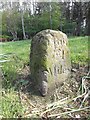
xmin=36 ymin=29 xmax=66 ymax=35
xmin=32 ymin=29 xmax=68 ymax=45
xmin=35 ymin=29 xmax=67 ymax=39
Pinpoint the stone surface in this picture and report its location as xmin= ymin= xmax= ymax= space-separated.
xmin=30 ymin=29 xmax=71 ymax=96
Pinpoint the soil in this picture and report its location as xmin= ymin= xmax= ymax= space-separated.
xmin=17 ymin=63 xmax=90 ymax=119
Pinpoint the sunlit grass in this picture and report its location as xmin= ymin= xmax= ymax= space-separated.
xmin=1 ymin=88 xmax=24 ymax=118
xmin=69 ymin=36 xmax=88 ymax=65
xmin=1 ymin=40 xmax=31 ymax=62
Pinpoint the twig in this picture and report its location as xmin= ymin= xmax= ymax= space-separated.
xmin=68 ymin=113 xmax=74 ymax=118
xmin=40 ymin=97 xmax=75 ymax=117
xmin=40 ymin=105 xmax=62 ymax=117
xmin=73 ymin=92 xmax=86 ymax=101
xmin=82 ymin=71 xmax=90 ymax=93
xmin=82 ymin=77 xmax=85 ymax=94
xmin=41 ymin=93 xmax=90 ymax=116
xmin=23 ymin=113 xmax=39 ymax=118
xmin=80 ymin=71 xmax=90 ymax=108
xmin=40 ymin=105 xmax=74 ymax=117
xmin=48 ymin=106 xmax=90 ymax=118
xmin=19 ymin=91 xmax=35 ymax=108
xmin=80 ymin=90 xmax=90 ymax=108
xmin=46 ymin=97 xmax=69 ymax=108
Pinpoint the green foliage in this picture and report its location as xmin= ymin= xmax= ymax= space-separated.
xmin=1 ymin=89 xmax=24 ymax=118
xmin=62 ymin=21 xmax=77 ymax=36
xmin=2 ymin=10 xmax=21 ymax=40
xmin=0 ymin=35 xmax=12 ymax=40
xmin=1 ymin=11 xmax=8 ymax=35
xmin=1 ymin=2 xmax=89 ymax=39
xmin=24 ymin=3 xmax=60 ymax=37
xmin=2 ymin=62 xmax=18 ymax=89
xmin=1 ymin=3 xmax=61 ymax=39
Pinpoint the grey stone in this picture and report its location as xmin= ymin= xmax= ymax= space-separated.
xmin=30 ymin=29 xmax=71 ymax=96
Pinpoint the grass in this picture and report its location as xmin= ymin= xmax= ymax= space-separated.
xmin=1 ymin=40 xmax=31 ymax=89
xmin=69 ymin=36 xmax=88 ymax=65
xmin=0 ymin=36 xmax=89 ymax=118
xmin=1 ymin=40 xmax=31 ymax=63
xmin=1 ymin=88 xmax=24 ymax=118
xmin=1 ymin=36 xmax=88 ymax=65
xmin=0 ymin=40 xmax=31 ymax=118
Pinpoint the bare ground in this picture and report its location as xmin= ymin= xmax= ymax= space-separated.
xmin=16 ymin=64 xmax=90 ymax=119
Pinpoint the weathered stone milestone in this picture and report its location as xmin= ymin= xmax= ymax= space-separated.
xmin=30 ymin=29 xmax=71 ymax=96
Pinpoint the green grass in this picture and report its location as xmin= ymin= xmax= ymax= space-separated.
xmin=0 ymin=36 xmax=88 ymax=89
xmin=69 ymin=36 xmax=88 ymax=65
xmin=1 ymin=89 xmax=24 ymax=118
xmin=1 ymin=36 xmax=88 ymax=66
xmin=0 ymin=36 xmax=89 ymax=118
xmin=0 ymin=40 xmax=31 ymax=118
xmin=1 ymin=40 xmax=31 ymax=89
xmin=1 ymin=40 xmax=31 ymax=63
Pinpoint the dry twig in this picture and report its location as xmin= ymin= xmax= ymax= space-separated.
xmin=48 ymin=106 xmax=90 ymax=118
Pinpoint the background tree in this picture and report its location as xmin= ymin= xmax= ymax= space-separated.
xmin=0 ymin=1 xmax=89 ymax=41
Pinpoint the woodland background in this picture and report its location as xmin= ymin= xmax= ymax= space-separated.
xmin=0 ymin=1 xmax=90 ymax=41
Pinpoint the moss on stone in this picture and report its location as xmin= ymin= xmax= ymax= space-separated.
xmin=30 ymin=29 xmax=71 ymax=95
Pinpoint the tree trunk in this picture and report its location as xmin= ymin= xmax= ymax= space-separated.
xmin=19 ymin=0 xmax=26 ymax=40
xmin=21 ymin=10 xmax=26 ymax=40
xmin=87 ymin=5 xmax=90 ymax=36
xmin=76 ymin=19 xmax=81 ymax=36
xmin=11 ymin=31 xmax=18 ymax=41
xmin=49 ymin=1 xmax=52 ymax=29
xmin=76 ymin=3 xmax=82 ymax=36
